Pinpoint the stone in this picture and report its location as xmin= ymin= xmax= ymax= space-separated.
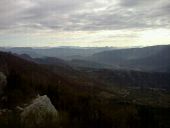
xmin=21 ymin=95 xmax=59 ymax=128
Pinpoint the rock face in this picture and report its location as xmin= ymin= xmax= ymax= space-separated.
xmin=21 ymin=95 xmax=59 ymax=128
xmin=0 ymin=72 xmax=6 ymax=95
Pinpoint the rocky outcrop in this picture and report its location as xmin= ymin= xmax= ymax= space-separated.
xmin=21 ymin=95 xmax=59 ymax=128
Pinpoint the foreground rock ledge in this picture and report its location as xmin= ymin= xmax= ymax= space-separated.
xmin=21 ymin=95 xmax=59 ymax=128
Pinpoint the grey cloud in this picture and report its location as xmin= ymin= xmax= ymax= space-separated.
xmin=0 ymin=0 xmax=170 ymax=33
xmin=119 ymin=0 xmax=155 ymax=7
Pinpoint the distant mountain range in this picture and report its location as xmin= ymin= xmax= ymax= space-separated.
xmin=87 ymin=45 xmax=170 ymax=72
xmin=0 ymin=45 xmax=170 ymax=72
xmin=0 ymin=46 xmax=114 ymax=59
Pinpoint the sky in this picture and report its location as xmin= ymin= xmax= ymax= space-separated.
xmin=0 ymin=0 xmax=170 ymax=47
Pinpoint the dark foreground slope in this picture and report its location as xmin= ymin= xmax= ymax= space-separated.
xmin=0 ymin=51 xmax=170 ymax=128
xmin=0 ymin=52 xmax=69 ymax=107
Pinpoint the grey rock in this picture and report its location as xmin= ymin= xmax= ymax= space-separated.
xmin=21 ymin=95 xmax=59 ymax=128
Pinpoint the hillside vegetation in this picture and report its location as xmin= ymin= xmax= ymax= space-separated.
xmin=0 ymin=51 xmax=170 ymax=128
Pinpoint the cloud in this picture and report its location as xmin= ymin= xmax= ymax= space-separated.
xmin=119 ymin=0 xmax=154 ymax=7
xmin=0 ymin=0 xmax=170 ymax=47
xmin=0 ymin=0 xmax=170 ymax=32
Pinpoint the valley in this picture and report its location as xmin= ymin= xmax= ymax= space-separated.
xmin=0 ymin=45 xmax=170 ymax=128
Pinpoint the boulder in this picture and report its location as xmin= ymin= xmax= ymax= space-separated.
xmin=21 ymin=95 xmax=59 ymax=128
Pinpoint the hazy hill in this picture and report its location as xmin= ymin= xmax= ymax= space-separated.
xmin=87 ymin=45 xmax=170 ymax=72
xmin=18 ymin=53 xmax=170 ymax=90
xmin=0 ymin=47 xmax=114 ymax=60
xmin=69 ymin=59 xmax=110 ymax=69
xmin=2 ymin=45 xmax=170 ymax=72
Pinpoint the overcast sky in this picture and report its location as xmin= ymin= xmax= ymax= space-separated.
xmin=0 ymin=0 xmax=170 ymax=47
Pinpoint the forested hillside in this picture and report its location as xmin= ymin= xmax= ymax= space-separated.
xmin=0 ymin=51 xmax=170 ymax=128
